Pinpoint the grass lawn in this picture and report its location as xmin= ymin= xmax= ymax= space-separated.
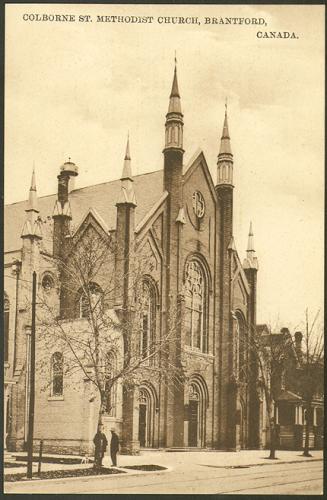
xmin=4 ymin=466 xmax=125 ymax=482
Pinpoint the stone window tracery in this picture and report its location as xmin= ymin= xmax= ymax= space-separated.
xmin=192 ymin=191 xmax=205 ymax=219
xmin=185 ymin=260 xmax=207 ymax=352
xmin=234 ymin=314 xmax=246 ymax=381
xmin=42 ymin=273 xmax=55 ymax=292
xmin=140 ymin=280 xmax=156 ymax=360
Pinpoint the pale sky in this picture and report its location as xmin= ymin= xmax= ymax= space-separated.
xmin=5 ymin=4 xmax=324 ymax=331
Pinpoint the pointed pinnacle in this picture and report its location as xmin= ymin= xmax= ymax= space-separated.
xmin=221 ymin=109 xmax=230 ymax=140
xmin=124 ymin=133 xmax=131 ymax=161
xmin=121 ymin=135 xmax=133 ymax=181
xmin=26 ymin=167 xmax=38 ymax=212
xmin=168 ymin=63 xmax=182 ymax=115
xmin=247 ymin=222 xmax=255 ymax=252
xmin=228 ymin=236 xmax=236 ymax=252
xmin=218 ymin=106 xmax=232 ymax=156
xmin=30 ymin=167 xmax=36 ymax=191
xmin=170 ymin=63 xmax=180 ymax=98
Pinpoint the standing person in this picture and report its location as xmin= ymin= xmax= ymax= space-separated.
xmin=93 ymin=424 xmax=108 ymax=468
xmin=110 ymin=428 xmax=119 ymax=467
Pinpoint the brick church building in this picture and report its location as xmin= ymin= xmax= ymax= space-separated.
xmin=4 ymin=64 xmax=265 ymax=454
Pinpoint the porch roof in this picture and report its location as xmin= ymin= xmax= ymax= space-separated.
xmin=277 ymin=390 xmax=302 ymax=402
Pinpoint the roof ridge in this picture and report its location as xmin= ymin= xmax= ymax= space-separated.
xmin=5 ymin=169 xmax=163 ymax=207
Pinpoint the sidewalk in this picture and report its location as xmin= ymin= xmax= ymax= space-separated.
xmin=104 ymin=449 xmax=324 ymax=471
xmin=4 ymin=448 xmax=323 ymax=477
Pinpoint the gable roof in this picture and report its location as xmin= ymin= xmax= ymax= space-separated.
xmin=257 ymin=324 xmax=270 ymax=334
xmin=276 ymin=390 xmax=302 ymax=402
xmin=183 ymin=149 xmax=217 ymax=203
xmin=4 ymin=170 xmax=163 ymax=253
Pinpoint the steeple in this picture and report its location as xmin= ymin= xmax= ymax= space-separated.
xmin=243 ymin=222 xmax=258 ymax=270
xmin=21 ymin=169 xmax=42 ymax=239
xmin=164 ymin=58 xmax=184 ymax=151
xmin=168 ymin=64 xmax=182 ymax=114
xmin=219 ymin=105 xmax=232 ymax=155
xmin=217 ymin=102 xmax=234 ymax=187
xmin=117 ymin=135 xmax=137 ymax=206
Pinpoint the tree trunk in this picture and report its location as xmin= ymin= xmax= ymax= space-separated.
xmin=94 ymin=393 xmax=106 ymax=466
xmin=266 ymin=399 xmax=278 ymax=459
xmin=303 ymin=403 xmax=312 ymax=457
xmin=98 ymin=393 xmax=106 ymax=426
xmin=268 ymin=417 xmax=277 ymax=459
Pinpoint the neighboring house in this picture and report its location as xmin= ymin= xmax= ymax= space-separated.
xmin=258 ymin=326 xmax=324 ymax=450
xmin=4 ymin=64 xmax=264 ymax=454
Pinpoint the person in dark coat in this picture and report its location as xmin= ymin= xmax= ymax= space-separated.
xmin=93 ymin=424 xmax=108 ymax=468
xmin=110 ymin=428 xmax=119 ymax=467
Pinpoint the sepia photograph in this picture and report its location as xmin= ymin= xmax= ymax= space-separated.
xmin=3 ymin=2 xmax=324 ymax=495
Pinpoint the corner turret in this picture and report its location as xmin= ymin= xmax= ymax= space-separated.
xmin=21 ymin=169 xmax=42 ymax=240
xmin=243 ymin=222 xmax=259 ymax=270
xmin=217 ymin=103 xmax=233 ymax=187
xmin=52 ymin=158 xmax=77 ymax=258
xmin=117 ymin=136 xmax=137 ymax=207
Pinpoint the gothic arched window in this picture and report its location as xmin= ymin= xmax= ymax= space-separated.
xmin=51 ymin=352 xmax=63 ymax=396
xmin=104 ymin=351 xmax=117 ymax=416
xmin=140 ymin=281 xmax=156 ymax=360
xmin=235 ymin=314 xmax=247 ymax=381
xmin=4 ymin=294 xmax=9 ymax=363
xmin=185 ymin=260 xmax=207 ymax=352
xmin=78 ymin=282 xmax=103 ymax=319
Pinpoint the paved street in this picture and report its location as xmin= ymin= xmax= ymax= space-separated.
xmin=4 ymin=451 xmax=323 ymax=494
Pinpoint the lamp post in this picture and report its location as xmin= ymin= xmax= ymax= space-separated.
xmin=27 ymin=271 xmax=37 ymax=479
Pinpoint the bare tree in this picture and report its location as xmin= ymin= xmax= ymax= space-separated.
xmin=298 ymin=309 xmax=324 ymax=457
xmin=240 ymin=325 xmax=294 ymax=459
xmin=36 ymin=223 xmax=184 ymax=434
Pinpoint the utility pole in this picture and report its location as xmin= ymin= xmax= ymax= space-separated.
xmin=27 ymin=271 xmax=37 ymax=479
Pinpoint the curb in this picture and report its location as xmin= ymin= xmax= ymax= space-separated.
xmin=4 ymin=466 xmax=171 ymax=489
xmin=200 ymin=457 xmax=323 ymax=469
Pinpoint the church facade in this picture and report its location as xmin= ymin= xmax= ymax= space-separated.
xmin=4 ymin=65 xmax=266 ymax=454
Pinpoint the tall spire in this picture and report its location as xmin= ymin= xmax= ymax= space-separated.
xmin=168 ymin=59 xmax=182 ymax=114
xmin=219 ymin=101 xmax=232 ymax=155
xmin=21 ymin=168 xmax=42 ymax=239
xmin=243 ymin=222 xmax=258 ymax=270
xmin=216 ymin=102 xmax=234 ymax=187
xmin=117 ymin=135 xmax=137 ymax=206
xmin=164 ymin=57 xmax=184 ymax=151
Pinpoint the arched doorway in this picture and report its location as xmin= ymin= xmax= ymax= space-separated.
xmin=138 ymin=386 xmax=156 ymax=448
xmin=188 ymin=378 xmax=208 ymax=448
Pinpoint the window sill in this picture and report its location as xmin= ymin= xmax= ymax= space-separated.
xmin=48 ymin=395 xmax=64 ymax=401
xmin=102 ymin=416 xmax=123 ymax=422
xmin=183 ymin=346 xmax=214 ymax=359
